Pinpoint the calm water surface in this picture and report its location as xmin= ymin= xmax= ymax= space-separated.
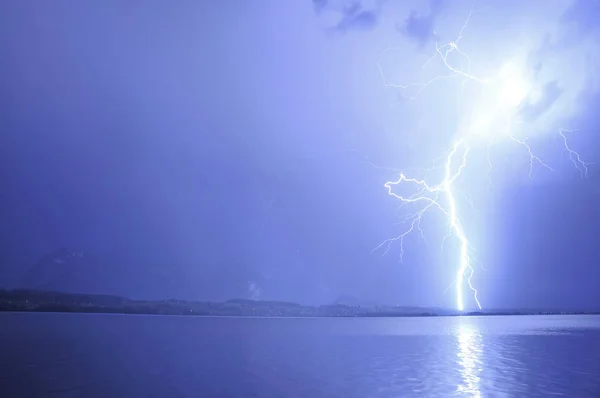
xmin=1 ymin=313 xmax=600 ymax=397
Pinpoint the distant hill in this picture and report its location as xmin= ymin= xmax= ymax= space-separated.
xmin=0 ymin=289 xmax=450 ymax=317
xmin=332 ymin=295 xmax=380 ymax=307
xmin=2 ymin=289 xmax=596 ymax=318
xmin=227 ymin=298 xmax=302 ymax=308
xmin=18 ymin=248 xmax=268 ymax=301
xmin=388 ymin=305 xmax=456 ymax=316
xmin=330 ymin=296 xmax=454 ymax=315
xmin=20 ymin=248 xmax=128 ymax=297
xmin=22 ymin=248 xmax=90 ymax=291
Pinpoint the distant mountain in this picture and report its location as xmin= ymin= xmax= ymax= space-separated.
xmin=22 ymin=248 xmax=86 ymax=290
xmin=18 ymin=248 xmax=257 ymax=301
xmin=20 ymin=248 xmax=126 ymax=296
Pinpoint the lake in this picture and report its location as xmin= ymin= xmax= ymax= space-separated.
xmin=1 ymin=313 xmax=599 ymax=397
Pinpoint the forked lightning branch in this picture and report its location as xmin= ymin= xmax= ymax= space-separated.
xmin=373 ymin=6 xmax=589 ymax=312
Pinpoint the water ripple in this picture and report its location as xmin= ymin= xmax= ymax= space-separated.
xmin=1 ymin=313 xmax=600 ymax=397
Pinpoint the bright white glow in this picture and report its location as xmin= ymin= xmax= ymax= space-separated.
xmin=456 ymin=322 xmax=483 ymax=397
xmin=467 ymin=61 xmax=533 ymax=137
xmin=496 ymin=62 xmax=531 ymax=108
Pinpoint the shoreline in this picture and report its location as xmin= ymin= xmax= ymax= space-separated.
xmin=2 ymin=308 xmax=600 ymax=318
xmin=2 ymin=289 xmax=599 ymax=318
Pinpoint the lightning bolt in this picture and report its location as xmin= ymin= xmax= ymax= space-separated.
xmin=373 ymin=2 xmax=588 ymax=312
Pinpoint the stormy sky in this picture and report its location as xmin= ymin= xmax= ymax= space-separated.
xmin=1 ymin=0 xmax=599 ymax=309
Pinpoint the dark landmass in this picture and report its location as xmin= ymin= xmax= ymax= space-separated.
xmin=1 ymin=289 xmax=599 ymax=317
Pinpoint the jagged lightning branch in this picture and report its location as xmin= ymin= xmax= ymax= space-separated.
xmin=373 ymin=4 xmax=589 ymax=312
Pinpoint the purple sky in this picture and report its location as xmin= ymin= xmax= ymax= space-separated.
xmin=1 ymin=0 xmax=599 ymax=309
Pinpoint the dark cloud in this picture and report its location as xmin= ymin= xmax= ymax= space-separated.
xmin=520 ymin=81 xmax=563 ymax=122
xmin=562 ymin=0 xmax=600 ymax=36
xmin=313 ymin=0 xmax=381 ymax=33
xmin=398 ymin=0 xmax=444 ymax=47
xmin=337 ymin=7 xmax=378 ymax=32
xmin=312 ymin=0 xmax=327 ymax=15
